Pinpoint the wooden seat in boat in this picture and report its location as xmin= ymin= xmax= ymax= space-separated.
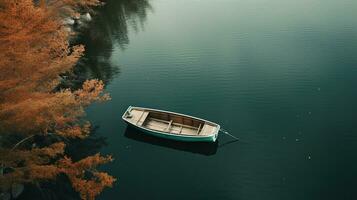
xmin=136 ymin=111 xmax=149 ymax=126
xmin=196 ymin=123 xmax=202 ymax=135
xmin=166 ymin=120 xmax=173 ymax=132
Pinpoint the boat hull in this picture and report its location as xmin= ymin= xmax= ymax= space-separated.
xmin=124 ymin=120 xmax=218 ymax=142
xmin=122 ymin=106 xmax=220 ymax=142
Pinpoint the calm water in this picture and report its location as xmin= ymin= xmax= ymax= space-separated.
xmin=78 ymin=0 xmax=357 ymax=199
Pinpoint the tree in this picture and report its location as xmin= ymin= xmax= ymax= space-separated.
xmin=0 ymin=0 xmax=115 ymax=199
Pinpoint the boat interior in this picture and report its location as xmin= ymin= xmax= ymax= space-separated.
xmin=123 ymin=108 xmax=217 ymax=136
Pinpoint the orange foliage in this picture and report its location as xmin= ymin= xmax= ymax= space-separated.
xmin=0 ymin=143 xmax=115 ymax=199
xmin=0 ymin=0 xmax=81 ymax=94
xmin=0 ymin=0 xmax=108 ymax=135
xmin=0 ymin=142 xmax=65 ymax=190
xmin=0 ymin=0 xmax=115 ymax=199
xmin=58 ymin=154 xmax=116 ymax=200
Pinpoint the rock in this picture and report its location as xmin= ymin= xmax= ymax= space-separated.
xmin=64 ymin=27 xmax=72 ymax=33
xmin=73 ymin=13 xmax=80 ymax=20
xmin=0 ymin=192 xmax=11 ymax=200
xmin=63 ymin=17 xmax=75 ymax=25
xmin=81 ymin=13 xmax=92 ymax=21
xmin=11 ymin=183 xmax=24 ymax=198
xmin=77 ymin=20 xmax=83 ymax=25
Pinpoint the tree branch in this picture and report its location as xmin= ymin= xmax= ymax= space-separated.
xmin=11 ymin=135 xmax=35 ymax=151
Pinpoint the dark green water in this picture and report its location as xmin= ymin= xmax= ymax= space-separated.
xmin=79 ymin=0 xmax=357 ymax=199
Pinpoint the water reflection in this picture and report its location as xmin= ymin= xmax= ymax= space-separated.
xmin=65 ymin=126 xmax=108 ymax=161
xmin=63 ymin=0 xmax=152 ymax=89
xmin=124 ymin=127 xmax=218 ymax=156
xmin=19 ymin=175 xmax=79 ymax=200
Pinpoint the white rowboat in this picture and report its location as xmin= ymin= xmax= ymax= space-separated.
xmin=122 ymin=106 xmax=220 ymax=142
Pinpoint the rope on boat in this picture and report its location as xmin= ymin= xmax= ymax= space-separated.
xmin=219 ymin=128 xmax=239 ymax=140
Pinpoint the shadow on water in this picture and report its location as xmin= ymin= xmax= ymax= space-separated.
xmin=124 ymin=126 xmax=219 ymax=156
xmin=218 ymin=139 xmax=240 ymax=148
xmin=61 ymin=0 xmax=152 ymax=89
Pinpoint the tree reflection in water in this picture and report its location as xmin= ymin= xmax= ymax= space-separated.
xmin=62 ymin=0 xmax=152 ymax=89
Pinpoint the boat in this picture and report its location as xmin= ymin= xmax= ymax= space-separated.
xmin=122 ymin=106 xmax=220 ymax=142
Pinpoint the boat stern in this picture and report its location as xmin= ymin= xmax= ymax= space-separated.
xmin=122 ymin=106 xmax=133 ymax=122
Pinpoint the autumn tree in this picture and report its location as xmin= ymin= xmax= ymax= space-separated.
xmin=0 ymin=0 xmax=115 ymax=199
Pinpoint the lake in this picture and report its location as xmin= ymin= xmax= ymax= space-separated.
xmin=77 ymin=0 xmax=357 ymax=199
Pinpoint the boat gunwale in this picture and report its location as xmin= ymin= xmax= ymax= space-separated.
xmin=122 ymin=106 xmax=220 ymax=139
